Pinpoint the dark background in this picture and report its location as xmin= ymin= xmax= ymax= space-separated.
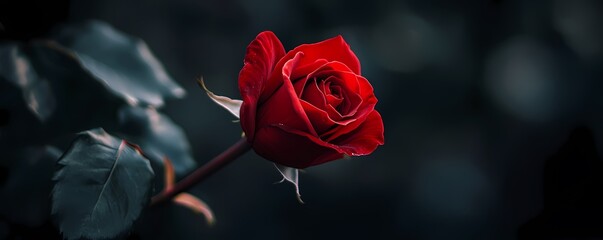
xmin=4 ymin=0 xmax=603 ymax=239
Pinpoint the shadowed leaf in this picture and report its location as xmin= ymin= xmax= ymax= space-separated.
xmin=0 ymin=146 xmax=61 ymax=227
xmin=118 ymin=106 xmax=196 ymax=177
xmin=0 ymin=41 xmax=124 ymax=149
xmin=52 ymin=128 xmax=155 ymax=240
xmin=52 ymin=20 xmax=185 ymax=107
xmin=0 ymin=43 xmax=55 ymax=122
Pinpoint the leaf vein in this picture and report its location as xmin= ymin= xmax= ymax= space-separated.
xmin=84 ymin=139 xmax=126 ymax=228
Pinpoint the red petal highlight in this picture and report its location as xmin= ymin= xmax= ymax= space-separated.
xmin=253 ymin=125 xmax=344 ymax=168
xmin=256 ymin=52 xmax=317 ymax=136
xmin=332 ymin=110 xmax=384 ymax=156
xmin=303 ymin=100 xmax=357 ymax=132
xmin=268 ymin=35 xmax=361 ymax=90
xmin=238 ymin=31 xmax=286 ymax=142
xmin=290 ymin=35 xmax=361 ymax=75
xmin=300 ymin=79 xmax=326 ymax=109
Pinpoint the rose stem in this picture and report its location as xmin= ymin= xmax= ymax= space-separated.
xmin=151 ymin=137 xmax=252 ymax=206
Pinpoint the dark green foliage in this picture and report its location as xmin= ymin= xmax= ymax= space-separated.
xmin=0 ymin=44 xmax=55 ymax=122
xmin=118 ymin=106 xmax=196 ymax=177
xmin=51 ymin=20 xmax=185 ymax=107
xmin=0 ymin=19 xmax=188 ymax=149
xmin=0 ymin=43 xmax=58 ymax=150
xmin=0 ymin=41 xmax=124 ymax=149
xmin=52 ymin=128 xmax=155 ymax=240
xmin=0 ymin=19 xmax=197 ymax=239
xmin=0 ymin=146 xmax=62 ymax=227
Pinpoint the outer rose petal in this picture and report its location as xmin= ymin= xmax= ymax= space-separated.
xmin=287 ymin=35 xmax=361 ymax=75
xmin=256 ymin=52 xmax=317 ymax=136
xmin=332 ymin=110 xmax=384 ymax=156
xmin=265 ymin=36 xmax=361 ymax=98
xmin=239 ymin=31 xmax=286 ymax=141
xmin=253 ymin=125 xmax=344 ymax=169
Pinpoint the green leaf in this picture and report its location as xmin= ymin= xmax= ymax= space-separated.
xmin=0 ymin=42 xmax=60 ymax=151
xmin=52 ymin=20 xmax=185 ymax=107
xmin=0 ymin=43 xmax=56 ymax=122
xmin=0 ymin=41 xmax=124 ymax=149
xmin=52 ymin=128 xmax=155 ymax=240
xmin=0 ymin=66 xmax=44 ymax=152
xmin=0 ymin=146 xmax=62 ymax=227
xmin=118 ymin=106 xmax=196 ymax=177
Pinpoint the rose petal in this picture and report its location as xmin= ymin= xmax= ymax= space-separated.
xmin=300 ymin=79 xmax=326 ymax=109
xmin=300 ymin=100 xmax=355 ymax=134
xmin=331 ymin=110 xmax=384 ymax=156
xmin=291 ymin=35 xmax=361 ymax=75
xmin=310 ymin=62 xmax=359 ymax=92
xmin=324 ymin=83 xmax=344 ymax=106
xmin=300 ymin=61 xmax=363 ymax=117
xmin=319 ymin=75 xmax=361 ymax=118
xmin=321 ymin=111 xmax=362 ymax=141
xmin=290 ymin=59 xmax=329 ymax=88
xmin=319 ymin=77 xmax=377 ymax=142
xmin=256 ymin=52 xmax=317 ymax=136
xmin=326 ymin=94 xmax=343 ymax=108
xmin=268 ymin=35 xmax=361 ymax=90
xmin=321 ymin=76 xmax=360 ymax=117
xmin=301 ymin=78 xmax=351 ymax=122
xmin=356 ymin=75 xmax=377 ymax=104
xmin=238 ymin=31 xmax=286 ymax=141
xmin=253 ymin=125 xmax=344 ymax=169
xmin=322 ymin=73 xmax=377 ymax=123
xmin=321 ymin=83 xmax=376 ymax=141
xmin=256 ymin=110 xmax=383 ymax=168
xmin=322 ymin=100 xmax=373 ymax=142
xmin=347 ymin=75 xmax=378 ymax=119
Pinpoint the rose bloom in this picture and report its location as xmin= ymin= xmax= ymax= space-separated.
xmin=239 ymin=31 xmax=384 ymax=169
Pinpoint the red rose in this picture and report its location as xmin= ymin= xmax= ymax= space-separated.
xmin=238 ymin=31 xmax=384 ymax=169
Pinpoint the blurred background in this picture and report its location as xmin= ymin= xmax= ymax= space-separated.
xmin=5 ymin=0 xmax=603 ymax=239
